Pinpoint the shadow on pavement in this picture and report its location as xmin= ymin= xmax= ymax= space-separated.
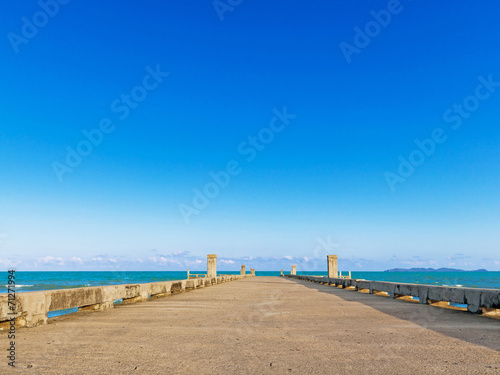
xmin=287 ymin=278 xmax=500 ymax=352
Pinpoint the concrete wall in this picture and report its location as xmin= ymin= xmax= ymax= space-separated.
xmin=284 ymin=275 xmax=500 ymax=315
xmin=0 ymin=274 xmax=253 ymax=328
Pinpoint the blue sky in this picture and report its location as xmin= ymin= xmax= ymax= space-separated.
xmin=1 ymin=1 xmax=499 ymax=271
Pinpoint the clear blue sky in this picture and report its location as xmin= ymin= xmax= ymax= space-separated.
xmin=1 ymin=0 xmax=499 ymax=271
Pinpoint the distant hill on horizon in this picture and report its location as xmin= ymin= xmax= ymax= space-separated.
xmin=384 ymin=267 xmax=488 ymax=273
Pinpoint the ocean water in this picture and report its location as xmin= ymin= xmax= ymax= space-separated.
xmin=2 ymin=270 xmax=499 ymax=294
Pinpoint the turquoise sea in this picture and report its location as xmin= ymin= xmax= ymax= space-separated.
xmin=2 ymin=270 xmax=500 ymax=294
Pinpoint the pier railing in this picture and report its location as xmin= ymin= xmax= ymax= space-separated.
xmin=337 ymin=271 xmax=351 ymax=279
xmin=284 ymin=275 xmax=500 ymax=316
xmin=0 ymin=274 xmax=253 ymax=328
xmin=187 ymin=273 xmax=207 ymax=279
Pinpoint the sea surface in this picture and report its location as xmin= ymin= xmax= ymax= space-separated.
xmin=2 ymin=270 xmax=499 ymax=294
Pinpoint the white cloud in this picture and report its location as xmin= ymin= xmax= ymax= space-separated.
xmin=150 ymin=256 xmax=181 ymax=265
xmin=5 ymin=253 xmax=499 ymax=272
xmin=159 ymin=257 xmax=170 ymax=264
xmin=37 ymin=256 xmax=64 ymax=266
xmin=185 ymin=259 xmax=203 ymax=265
xmin=0 ymin=258 xmax=20 ymax=268
xmin=172 ymin=251 xmax=188 ymax=256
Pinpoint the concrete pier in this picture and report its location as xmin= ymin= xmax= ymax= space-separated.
xmin=4 ymin=277 xmax=499 ymax=374
xmin=0 ymin=275 xmax=250 ymax=328
xmin=327 ymin=254 xmax=338 ymax=278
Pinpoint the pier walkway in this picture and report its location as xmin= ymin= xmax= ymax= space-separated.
xmin=6 ymin=277 xmax=500 ymax=374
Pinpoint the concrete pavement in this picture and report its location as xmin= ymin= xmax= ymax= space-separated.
xmin=4 ymin=277 xmax=500 ymax=374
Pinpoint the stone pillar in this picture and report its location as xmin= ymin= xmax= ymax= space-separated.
xmin=327 ymin=255 xmax=338 ymax=278
xmin=250 ymin=268 xmax=255 ymax=276
xmin=187 ymin=269 xmax=190 ymax=279
xmin=241 ymin=265 xmax=246 ymax=275
xmin=207 ymin=254 xmax=217 ymax=278
xmin=280 ymin=269 xmax=283 ymax=276
xmin=291 ymin=265 xmax=296 ymax=275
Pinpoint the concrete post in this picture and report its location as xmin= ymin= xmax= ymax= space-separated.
xmin=291 ymin=265 xmax=296 ymax=275
xmin=241 ymin=265 xmax=246 ymax=275
xmin=187 ymin=269 xmax=190 ymax=279
xmin=207 ymin=254 xmax=217 ymax=278
xmin=327 ymin=255 xmax=338 ymax=279
xmin=280 ymin=269 xmax=283 ymax=276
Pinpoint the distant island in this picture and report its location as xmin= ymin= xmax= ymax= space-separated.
xmin=384 ymin=267 xmax=488 ymax=272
